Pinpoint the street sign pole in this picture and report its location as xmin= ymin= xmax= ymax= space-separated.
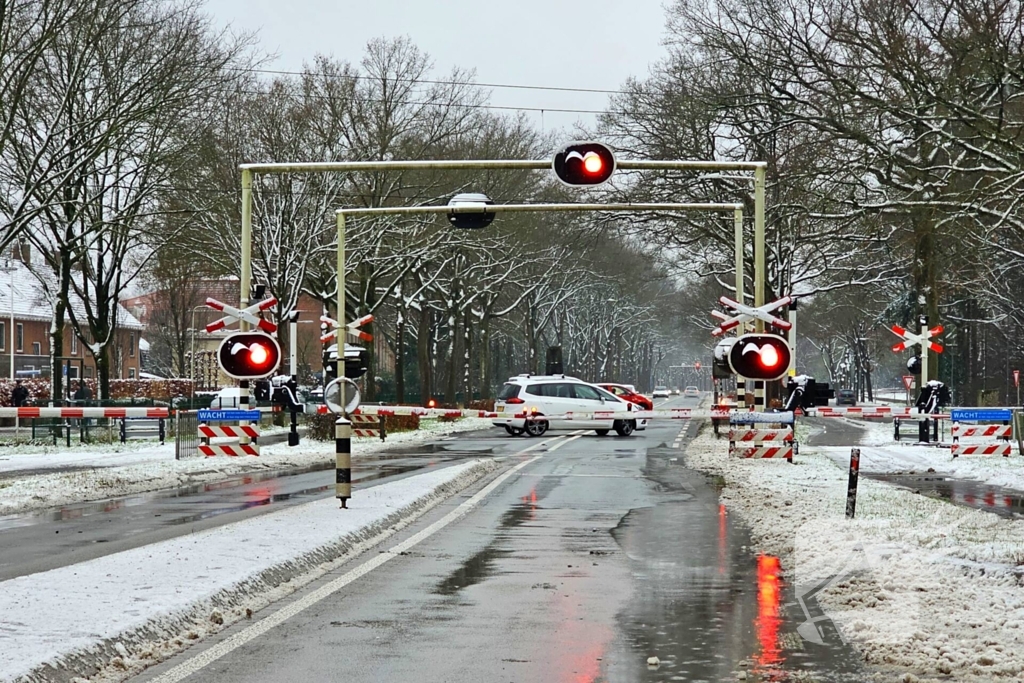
xmin=920 ymin=316 xmax=929 ymax=392
xmin=1015 ymin=369 xmax=1020 ymax=406
xmin=336 ymin=211 xmax=346 ymax=383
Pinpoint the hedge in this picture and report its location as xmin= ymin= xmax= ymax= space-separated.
xmin=0 ymin=378 xmax=196 ymax=406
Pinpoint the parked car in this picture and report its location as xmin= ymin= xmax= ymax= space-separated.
xmin=652 ymin=385 xmax=671 ymax=398
xmin=596 ymin=383 xmax=654 ymax=411
xmin=683 ymin=386 xmax=701 ymax=398
xmin=836 ymin=388 xmax=856 ymax=406
xmin=493 ymin=375 xmax=638 ymax=437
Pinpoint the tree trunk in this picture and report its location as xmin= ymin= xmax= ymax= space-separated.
xmin=417 ymin=305 xmax=432 ymax=405
xmin=395 ymin=309 xmax=405 ymax=404
xmin=481 ymin=315 xmax=492 ymax=399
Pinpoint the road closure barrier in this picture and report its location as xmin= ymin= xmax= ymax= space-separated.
xmin=728 ymin=411 xmax=795 ymax=461
xmin=0 ymin=406 xmax=170 ymax=419
xmin=951 ymin=408 xmax=1015 ymax=457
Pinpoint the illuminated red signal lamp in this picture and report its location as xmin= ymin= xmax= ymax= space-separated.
xmin=552 ymin=141 xmax=616 ymax=186
xmin=217 ymin=333 xmax=281 ymax=380
xmin=727 ymin=334 xmax=792 ymax=381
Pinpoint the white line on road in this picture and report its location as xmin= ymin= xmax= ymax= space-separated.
xmin=147 ymin=433 xmax=570 ymax=683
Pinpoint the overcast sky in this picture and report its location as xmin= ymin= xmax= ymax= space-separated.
xmin=203 ymin=0 xmax=670 ymax=133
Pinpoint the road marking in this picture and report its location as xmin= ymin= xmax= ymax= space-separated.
xmin=147 ymin=434 xmax=567 ymax=683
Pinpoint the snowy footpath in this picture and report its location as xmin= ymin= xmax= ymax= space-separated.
xmin=819 ymin=416 xmax=1024 ymax=492
xmin=0 ymin=457 xmax=499 ymax=683
xmin=0 ymin=418 xmax=492 ymax=515
xmin=685 ymin=425 xmax=1024 ymax=682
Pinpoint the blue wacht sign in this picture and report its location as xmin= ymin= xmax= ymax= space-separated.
xmin=950 ymin=408 xmax=1013 ymax=422
xmin=197 ymin=409 xmax=261 ymax=422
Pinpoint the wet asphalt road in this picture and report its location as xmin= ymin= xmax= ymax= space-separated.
xmin=131 ymin=395 xmax=861 ymax=683
xmin=0 ymin=438 xmax=503 ymax=581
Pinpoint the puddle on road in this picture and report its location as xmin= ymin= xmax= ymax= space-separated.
xmin=609 ymin=453 xmax=863 ymax=682
xmin=433 ymin=476 xmax=561 ymax=596
xmin=867 ymin=472 xmax=1024 ymax=518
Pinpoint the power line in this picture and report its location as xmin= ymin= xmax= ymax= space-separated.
xmin=225 ymin=65 xmax=627 ymax=97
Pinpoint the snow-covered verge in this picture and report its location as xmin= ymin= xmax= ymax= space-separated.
xmin=0 ymin=457 xmax=500 ymax=683
xmin=685 ymin=425 xmax=1024 ymax=682
xmin=0 ymin=418 xmax=493 ymax=515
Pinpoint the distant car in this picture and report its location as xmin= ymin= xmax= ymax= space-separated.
xmin=672 ymin=388 xmax=680 ymax=395
xmin=836 ymin=388 xmax=856 ymax=406
xmin=683 ymin=386 xmax=700 ymax=398
xmin=597 ymin=383 xmax=653 ymax=411
xmin=493 ymin=375 xmax=639 ymax=437
xmin=652 ymin=386 xmax=671 ymax=399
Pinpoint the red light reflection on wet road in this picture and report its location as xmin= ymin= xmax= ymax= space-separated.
xmin=755 ymin=554 xmax=783 ymax=669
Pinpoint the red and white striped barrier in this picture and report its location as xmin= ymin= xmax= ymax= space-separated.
xmin=734 ymin=446 xmax=794 ymax=459
xmin=200 ymin=443 xmax=260 ymax=457
xmin=199 ymin=424 xmax=260 ymax=439
xmin=951 ymin=424 xmax=1012 ymax=439
xmin=331 ymin=405 xmax=734 ymax=421
xmin=0 ymin=406 xmax=169 ymax=419
xmin=728 ymin=429 xmax=794 ymax=442
xmin=811 ymin=406 xmax=914 ymax=419
xmin=950 ymin=443 xmax=1012 ymax=457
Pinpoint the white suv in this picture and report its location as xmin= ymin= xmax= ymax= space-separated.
xmin=493 ymin=375 xmax=638 ymax=437
xmin=652 ymin=385 xmax=671 ymax=398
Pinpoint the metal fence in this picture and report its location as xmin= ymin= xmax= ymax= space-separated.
xmin=174 ymin=411 xmax=200 ymax=460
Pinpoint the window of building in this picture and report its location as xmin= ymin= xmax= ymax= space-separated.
xmin=32 ymin=341 xmax=40 ymax=356
xmin=0 ymin=321 xmax=5 ymax=351
xmin=85 ymin=367 xmax=94 ymax=378
xmin=128 ymin=367 xmax=136 ymax=379
xmin=129 ymin=331 xmax=135 ymax=358
xmin=71 ymin=335 xmax=77 ymax=355
xmin=16 ymin=323 xmax=23 ymax=352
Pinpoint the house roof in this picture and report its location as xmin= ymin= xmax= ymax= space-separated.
xmin=0 ymin=260 xmax=144 ymax=330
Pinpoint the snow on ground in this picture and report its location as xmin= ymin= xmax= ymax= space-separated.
xmin=0 ymin=457 xmax=498 ymax=683
xmin=685 ymin=426 xmax=1024 ymax=682
xmin=816 ymin=417 xmax=1024 ymax=492
xmin=0 ymin=418 xmax=493 ymax=516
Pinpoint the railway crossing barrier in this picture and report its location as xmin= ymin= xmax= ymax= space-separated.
xmin=350 ymin=414 xmax=386 ymax=440
xmin=727 ymin=411 xmax=795 ymax=461
xmin=197 ymin=408 xmax=261 ymax=457
xmin=950 ymin=408 xmax=1015 ymax=458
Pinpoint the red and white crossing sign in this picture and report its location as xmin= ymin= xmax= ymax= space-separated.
xmin=711 ymin=295 xmax=792 ymax=337
xmin=889 ymin=324 xmax=943 ymax=353
xmin=902 ymin=375 xmax=915 ymax=391
xmin=205 ymin=297 xmax=278 ymax=334
xmin=320 ymin=313 xmax=373 ymax=343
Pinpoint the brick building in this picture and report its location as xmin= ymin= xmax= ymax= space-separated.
xmin=0 ymin=257 xmax=143 ymax=381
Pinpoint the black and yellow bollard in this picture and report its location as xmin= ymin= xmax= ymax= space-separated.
xmin=336 ymin=416 xmax=352 ymax=508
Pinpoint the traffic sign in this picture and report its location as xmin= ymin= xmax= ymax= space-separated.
xmin=950 ymin=408 xmax=1013 ymax=422
xmin=889 ymin=324 xmax=943 ymax=353
xmin=198 ymin=409 xmax=261 ymax=422
xmin=205 ymin=296 xmax=278 ymax=334
xmin=320 ymin=313 xmax=373 ymax=343
xmin=902 ymin=375 xmax=914 ymax=391
xmin=711 ymin=295 xmax=792 ymax=337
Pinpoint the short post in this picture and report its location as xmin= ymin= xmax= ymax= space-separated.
xmin=288 ymin=408 xmax=300 ymax=446
xmin=65 ymin=422 xmax=70 ymax=448
xmin=378 ymin=414 xmax=386 ymax=442
xmin=119 ymin=418 xmax=126 ymax=444
xmin=846 ymin=448 xmax=860 ymax=519
xmin=158 ymin=417 xmax=166 ymax=445
xmin=336 ymin=416 xmax=352 ymax=508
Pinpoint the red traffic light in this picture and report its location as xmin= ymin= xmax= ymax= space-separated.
xmin=552 ymin=141 xmax=615 ymax=186
xmin=694 ymin=361 xmax=702 ymax=370
xmin=727 ymin=334 xmax=792 ymax=381
xmin=217 ymin=333 xmax=282 ymax=379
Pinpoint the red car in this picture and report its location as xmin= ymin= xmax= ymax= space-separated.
xmin=597 ymin=383 xmax=653 ymax=411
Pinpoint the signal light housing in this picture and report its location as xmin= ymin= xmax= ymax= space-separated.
xmin=217 ymin=333 xmax=281 ymax=380
xmin=552 ymin=141 xmax=615 ymax=186
xmin=727 ymin=334 xmax=792 ymax=381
